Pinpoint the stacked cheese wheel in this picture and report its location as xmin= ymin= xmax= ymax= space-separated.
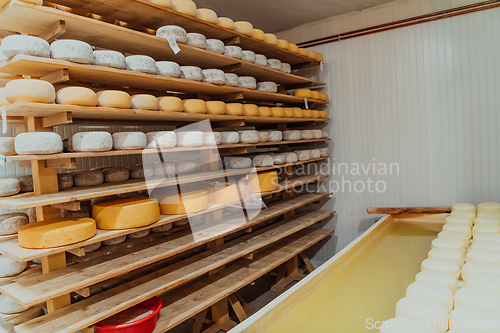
xmin=293 ymin=89 xmax=329 ymax=101
xmin=380 ymin=202 xmax=500 ymax=333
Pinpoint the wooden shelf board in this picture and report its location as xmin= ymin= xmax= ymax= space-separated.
xmin=13 ymin=211 xmax=333 ymax=331
xmin=0 ymin=234 xmax=18 ymax=242
xmin=2 ymin=102 xmax=329 ymax=124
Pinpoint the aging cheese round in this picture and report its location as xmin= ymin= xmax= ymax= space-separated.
xmin=276 ymin=39 xmax=289 ymax=49
xmin=466 ymin=249 xmax=500 ymax=264
xmin=242 ymin=50 xmax=256 ymax=63
xmin=238 ymin=76 xmax=257 ymax=89
xmin=156 ymin=25 xmax=188 ymax=43
xmin=125 ymin=55 xmax=157 ymax=74
xmin=130 ymin=165 xmax=153 ymax=179
xmin=452 ymin=203 xmax=476 ymax=214
xmin=431 ymin=237 xmax=466 ymax=254
xmin=217 ymin=17 xmax=234 ymax=29
xmin=421 ymin=258 xmax=460 ymax=278
xmin=221 ymin=131 xmax=239 ymax=144
xmin=239 ymin=130 xmax=259 ymax=144
xmin=478 ymin=202 xmax=500 ymax=213
xmin=226 ymin=103 xmax=244 ymax=116
xmin=187 ymin=33 xmax=207 ymax=49
xmin=0 ymin=212 xmax=28 ymax=235
xmin=248 ymin=171 xmax=278 ymax=193
xmin=271 ymin=107 xmax=284 ymax=117
xmin=268 ymin=131 xmax=282 ymax=142
xmin=130 ymin=94 xmax=159 ymax=110
xmin=446 ymin=214 xmax=474 ymax=227
xmin=437 ymin=230 xmax=469 ymax=247
xmin=295 ymin=150 xmax=311 ymax=161
xmin=266 ymin=59 xmax=282 ymax=70
xmin=0 ymin=255 xmax=26 ymax=278
xmin=474 ymin=216 xmax=500 ymax=225
xmin=158 ymin=190 xmax=208 ymax=214
xmin=319 ymin=93 xmax=329 ymax=101
xmin=229 ymin=157 xmax=252 ymax=169
xmin=103 ymin=236 xmax=126 ymax=246
xmin=428 ymin=248 xmax=464 ymax=267
xmin=58 ymin=173 xmax=74 ymax=190
xmin=283 ymin=130 xmax=301 ymax=141
xmin=405 ymin=281 xmax=453 ymax=312
xmin=442 ymin=223 xmax=472 ymax=239
xmin=258 ymin=106 xmax=271 ymax=117
xmin=151 ymin=223 xmax=172 ymax=233
xmin=172 ymin=0 xmax=197 ymax=16
xmin=93 ymin=196 xmax=160 ymax=229
xmin=234 ymin=21 xmax=253 ymax=36
xmin=203 ymin=132 xmax=221 ymax=145
xmin=96 ymin=90 xmax=131 ymax=109
xmin=242 ymin=104 xmax=258 ymax=116
xmin=264 ymin=33 xmax=278 ymax=45
xmin=225 ymin=73 xmax=239 ymax=86
xmin=471 ymin=240 xmax=500 ymax=252
xmin=176 ymin=131 xmax=204 ymax=147
xmin=255 ymin=54 xmax=267 ymax=66
xmin=83 ymin=241 xmax=101 ymax=253
xmin=283 ymin=108 xmax=294 ymax=118
xmin=50 ymin=39 xmax=93 ymax=64
xmin=183 ymin=99 xmax=207 ymax=114
xmin=225 ymin=46 xmax=243 ymax=59
xmin=196 ymin=8 xmax=217 ymax=24
xmin=454 ymin=287 xmax=500 ymax=311
xmin=112 ymin=132 xmax=147 ymax=150
xmin=311 ymin=130 xmax=323 ymax=139
xmin=319 ymin=148 xmax=329 ymax=157
xmin=253 ymin=155 xmax=274 ymax=167
xmin=93 ymin=50 xmax=126 ymax=69
xmin=0 ymin=137 xmax=15 ymax=156
xmin=395 ymin=297 xmax=448 ymax=333
xmin=56 ymin=87 xmax=98 ymax=106
xmin=272 ymin=154 xmax=286 ymax=165
xmin=180 ymin=66 xmax=203 ymax=81
xmin=310 ymin=91 xmax=321 ymax=100
xmin=15 ymin=175 xmax=32 ymax=193
xmin=280 ymin=63 xmax=291 ymax=73
xmin=303 ymin=109 xmax=313 ymax=118
xmin=464 ymin=273 xmax=500 ymax=291
xmin=18 ymin=218 xmax=96 ymax=249
xmin=473 ymin=233 xmax=500 ymax=243
xmin=298 ymin=48 xmax=308 ymax=56
xmin=310 ymin=149 xmax=321 ymax=159
xmin=128 ymin=229 xmax=150 ymax=239
xmin=252 ymin=29 xmax=265 ymax=40
xmin=293 ymin=89 xmax=312 ymax=98
xmin=288 ymin=44 xmax=299 ymax=53
xmin=72 ymin=131 xmax=112 ymax=152
xmin=206 ymin=39 xmax=225 ymax=54
xmin=156 ymin=61 xmax=181 ymax=77
xmin=473 ymin=224 xmax=500 ymax=236
xmin=315 ymin=52 xmax=324 ymax=61
xmin=1 ymin=35 xmax=49 ymax=58
xmin=73 ymin=170 xmax=104 ymax=187
xmin=208 ymin=184 xmax=240 ymax=205
xmin=206 ymin=101 xmax=226 ymax=115
xmin=0 ymin=294 xmax=29 ymax=314
xmin=103 ymin=167 xmax=130 ymax=183
xmin=202 ymin=69 xmax=225 ymax=84
xmin=306 ymin=50 xmax=316 ymax=59
xmin=311 ymin=110 xmax=320 ymax=118
xmin=4 ymin=79 xmax=55 ymax=104
xmin=478 ymin=212 xmax=500 ymax=220
xmin=256 ymin=81 xmax=278 ymax=93
xmin=176 ymin=160 xmax=198 ymax=174
xmin=158 ymin=96 xmax=183 ymax=112
xmin=15 ymin=132 xmax=63 ymax=155
xmin=415 ymin=270 xmax=458 ymax=293
xmin=293 ymin=108 xmax=304 ymax=118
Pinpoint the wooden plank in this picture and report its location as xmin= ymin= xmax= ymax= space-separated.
xmin=39 ymin=69 xmax=69 ymax=85
xmin=45 ymin=158 xmax=75 ymax=169
xmin=37 ymin=19 xmax=66 ymax=42
xmin=366 ymin=206 xmax=452 ymax=215
xmin=2 ymin=210 xmax=333 ymax=308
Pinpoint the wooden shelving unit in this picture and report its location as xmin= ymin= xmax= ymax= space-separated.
xmin=0 ymin=1 xmax=333 ymax=332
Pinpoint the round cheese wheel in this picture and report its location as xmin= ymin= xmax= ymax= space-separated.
xmin=464 ymin=273 xmax=500 ymax=291
xmin=449 ymin=306 xmax=500 ymax=331
xmin=311 ymin=130 xmax=323 ymax=139
xmin=238 ymin=76 xmax=257 ymax=89
xmin=462 ymin=261 xmax=500 ymax=280
xmin=256 ymin=81 xmax=278 ymax=93
xmin=15 ymin=175 xmax=32 ymax=193
xmin=315 ymin=53 xmax=324 ymax=61
xmin=206 ymin=39 xmax=225 ymax=54
xmin=253 ymin=155 xmax=273 ymax=167
xmin=311 ymin=110 xmax=320 ymax=118
xmin=15 ymin=132 xmax=62 ymax=155
xmin=447 ymin=214 xmax=474 ymax=226
xmin=112 ymin=132 xmax=146 ymax=149
xmin=0 ymin=137 xmax=15 ymax=156
xmin=196 ymin=8 xmax=217 ymax=24
xmin=130 ymin=165 xmax=151 ymax=179
xmin=202 ymin=69 xmax=225 ymax=84
xmin=310 ymin=149 xmax=320 ymax=159
xmin=473 ymin=224 xmax=500 ymax=236
xmin=395 ymin=297 xmax=448 ymax=333
xmin=148 ymin=0 xmax=172 ymax=7
xmin=225 ymin=73 xmax=239 ymax=86
xmin=234 ymin=21 xmax=253 ymax=35
xmin=93 ymin=50 xmax=126 ymax=69
xmin=151 ymin=223 xmax=172 ymax=233
xmin=208 ymin=183 xmax=241 ymax=205
xmin=288 ymin=44 xmax=299 ymax=53
xmin=0 ymin=212 xmax=28 ymax=235
xmin=84 ymin=241 xmax=101 ymax=252
xmin=478 ymin=211 xmax=500 ymax=219
xmin=243 ymin=104 xmax=258 ymax=116
xmin=319 ymin=148 xmax=329 ymax=157
xmin=322 ymin=131 xmax=329 ymax=138
xmin=4 ymin=79 xmax=55 ymax=103
xmin=276 ymin=39 xmax=289 ymax=49
xmin=267 ymin=131 xmax=282 ymax=142
xmin=130 ymin=94 xmax=159 ymax=110
xmin=266 ymin=59 xmax=282 ymax=70
xmin=293 ymin=108 xmax=304 ymax=118
xmin=230 ymin=157 xmax=251 ymax=169
xmin=405 ymin=281 xmax=453 ymax=312
xmin=264 ymin=33 xmax=278 ymax=45
xmin=50 ymin=39 xmax=93 ymax=64
xmin=473 ymin=233 xmax=500 ymax=243
xmin=73 ymin=170 xmax=104 ymax=187
xmin=97 ymin=90 xmax=131 ymax=108
xmin=103 ymin=167 xmax=130 ymax=183
xmin=452 ymin=203 xmax=476 ymax=213
xmin=258 ymin=106 xmax=271 ymax=117
xmin=303 ymin=109 xmax=313 ymax=118
xmin=128 ymin=229 xmax=150 ymax=239
xmin=158 ymin=96 xmax=183 ymax=112
xmin=187 ymin=32 xmax=207 ymax=49
xmin=204 ymin=132 xmax=221 ymax=145
xmin=319 ymin=93 xmax=328 ymax=101
xmin=221 ymin=131 xmax=239 ymax=144
xmin=156 ymin=25 xmax=188 ymax=43
xmin=294 ymin=89 xmax=312 ymax=98
xmin=415 ymin=270 xmax=458 ymax=293
xmin=272 ymin=154 xmax=286 ymax=165
xmin=283 ymin=130 xmax=301 ymax=141
xmin=72 ymin=132 xmax=112 ymax=152
xmin=216 ymin=16 xmax=235 ymax=29
xmin=474 ymin=216 xmax=500 ymax=225
xmin=56 ymin=87 xmax=97 ymax=106
xmin=428 ymin=247 xmax=464 ymax=267
xmin=421 ymin=258 xmax=460 ymax=278
xmin=247 ymin=171 xmax=278 ymax=193
xmin=183 ymin=99 xmax=206 ymax=114
xmin=284 ymin=108 xmax=294 ymax=118
xmin=255 ymin=54 xmax=267 ymax=66
xmin=0 ymin=293 xmax=29 ymax=314
xmin=103 ymin=236 xmax=126 ymax=246
xmin=238 ymin=130 xmax=259 ymax=144
xmin=306 ymin=50 xmax=316 ymax=59
xmin=310 ymin=91 xmax=321 ymax=100
xmin=298 ymin=48 xmax=308 ymax=56
xmin=295 ymin=150 xmax=311 ymax=161
xmin=180 ymin=66 xmax=203 ymax=81
xmin=58 ymin=173 xmax=74 ymax=190
xmin=153 ymin=162 xmax=176 ymax=177
xmin=156 ymin=61 xmax=181 ymax=78
xmin=471 ymin=240 xmax=500 ymax=252
xmin=225 ymin=46 xmax=243 ymax=59
xmin=242 ymin=50 xmax=256 ymax=63
xmin=442 ymin=223 xmax=472 ymax=239
xmin=271 ymin=107 xmax=284 ymax=117
xmin=283 ymin=152 xmax=298 ymax=163
xmin=379 ymin=318 xmax=438 ymax=333
xmin=206 ymin=101 xmax=226 ymax=115
xmin=176 ymin=131 xmax=204 ymax=147
xmin=431 ymin=237 xmax=466 ymax=254
xmin=226 ymin=103 xmax=244 ymax=116
xmin=281 ymin=63 xmax=291 ymax=73
xmin=301 ymin=130 xmax=314 ymax=140
xmin=466 ymin=248 xmax=500 ymax=264
xmin=478 ymin=202 xmax=500 ymax=213
xmin=159 ymin=189 xmax=208 ymax=214
xmin=125 ymin=55 xmax=157 ymax=74
xmin=146 ymin=131 xmax=177 ymax=149
xmin=1 ymin=35 xmax=49 ymax=58
xmin=258 ymin=132 xmax=269 ymax=142
xmin=438 ymin=230 xmax=469 ymax=246
xmin=172 ymin=0 xmax=197 ymax=16
xmin=0 ymin=255 xmax=26 ymax=277
xmin=252 ymin=29 xmax=265 ymax=40
xmin=454 ymin=287 xmax=500 ymax=311
xmin=176 ymin=160 xmax=198 ymax=174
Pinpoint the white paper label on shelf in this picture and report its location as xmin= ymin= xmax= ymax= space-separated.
xmin=1 ymin=107 xmax=6 ymax=134
xmin=320 ymin=61 xmax=324 ymax=71
xmin=167 ymin=36 xmax=181 ymax=54
xmin=0 ymin=155 xmax=4 ymax=166
xmin=304 ymin=98 xmax=309 ymax=109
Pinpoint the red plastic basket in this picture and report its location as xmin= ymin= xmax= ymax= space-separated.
xmin=94 ymin=297 xmax=162 ymax=333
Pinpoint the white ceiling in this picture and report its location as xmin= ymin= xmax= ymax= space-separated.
xmin=194 ymin=0 xmax=401 ymax=33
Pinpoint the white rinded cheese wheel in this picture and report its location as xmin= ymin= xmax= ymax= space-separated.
xmin=322 ymin=131 xmax=329 ymax=138
xmin=238 ymin=76 xmax=257 ymax=89
xmin=196 ymin=8 xmax=217 ymax=24
xmin=311 ymin=130 xmax=323 ymax=139
xmin=128 ymin=229 xmax=150 ymax=239
xmin=112 ymin=132 xmax=146 ymax=150
xmin=1 ymin=35 xmax=49 ymax=58
xmin=461 ymin=261 xmax=500 ymax=280
xmin=96 ymin=90 xmax=131 ymax=109
xmin=4 ymin=79 xmax=55 ymax=103
xmin=466 ymin=249 xmax=500 ymax=264
xmin=273 ymin=154 xmax=286 ymax=165
xmin=0 ymin=255 xmax=26 ymax=278
xmin=206 ymin=39 xmax=225 ymax=54
xmin=226 ymin=103 xmax=244 ymax=115
xmin=431 ymin=237 xmax=466 ymax=254
xmin=405 ymin=281 xmax=453 ymax=312
xmin=176 ymin=131 xmax=204 ymax=147
xmin=454 ymin=287 xmax=500 ymax=311
xmin=475 ymin=216 xmax=500 ymax=225
xmin=206 ymin=101 xmax=226 ymax=115
xmin=256 ymin=81 xmax=278 ymax=92
xmin=301 ymin=130 xmax=314 ymax=140
xmin=187 ymin=33 xmax=207 ymax=49
xmin=58 ymin=173 xmax=74 ymax=190
xmin=295 ymin=150 xmax=311 ymax=161
xmin=103 ymin=167 xmax=130 ymax=183
xmin=452 ymin=203 xmax=476 ymax=214
xmin=253 ymin=155 xmax=273 ymax=167
xmin=428 ymin=248 xmax=464 ymax=267
xmin=221 ymin=131 xmax=239 ymax=144
xmin=224 ymin=45 xmax=243 ymax=59
xmin=395 ymin=296 xmax=448 ymax=333
xmin=72 ymin=132 xmax=112 ymax=152
xmin=156 ymin=25 xmax=188 ymax=43
xmin=471 ymin=240 xmax=500 ymax=252
xmin=15 ymin=175 xmax=32 ymax=193
xmin=438 ymin=230 xmax=469 ymax=247
xmin=473 ymin=224 xmax=500 ymax=236
xmin=202 ymin=69 xmax=225 ymax=84
xmin=0 ymin=213 xmax=28 ymax=235
xmin=255 ymin=54 xmax=267 ymax=66
xmin=103 ymin=236 xmax=126 ymax=246
xmin=180 ymin=66 xmax=203 ymax=81
xmin=449 ymin=306 xmax=500 ymax=333
xmin=310 ymin=149 xmax=320 ymax=159
xmin=153 ymin=162 xmax=176 ymax=177
xmin=280 ymin=63 xmax=292 ymax=73
xmin=217 ymin=17 xmax=234 ymax=29
xmin=183 ymin=99 xmax=206 ymax=114
xmin=146 ymin=131 xmax=176 ymax=149
xmin=84 ymin=242 xmax=101 ymax=252
xmin=131 ymin=94 xmax=159 ymax=110
xmin=284 ymin=152 xmax=298 ymax=163
xmin=446 ymin=215 xmax=474 ymax=227
xmin=172 ymin=0 xmax=197 ymax=15
xmin=478 ymin=202 xmax=500 ymax=213
xmin=415 ymin=270 xmax=458 ymax=293
xmin=268 ymin=131 xmax=282 ymax=142
xmin=159 ymin=96 xmax=183 ymax=112
xmin=319 ymin=148 xmax=329 ymax=157
xmin=264 ymin=33 xmax=278 ymax=45
xmin=451 ymin=209 xmax=477 ymax=220
xmin=283 ymin=130 xmax=301 ymax=141
xmin=0 ymin=294 xmax=29 ymax=314
xmin=50 ymin=39 xmax=93 ymax=64
xmin=176 ymin=160 xmax=198 ymax=174
xmin=130 ymin=165 xmax=154 ymax=179
xmin=203 ymin=132 xmax=221 ymax=145
xmin=266 ymin=59 xmax=282 ymax=70
xmin=225 ymin=73 xmax=239 ymax=86
xmin=0 ymin=137 xmax=15 ymax=156
xmin=242 ymin=50 xmax=256 ymax=63
xmin=259 ymin=132 xmax=269 ymax=142
xmin=464 ymin=273 xmax=500 ymax=291
xmin=73 ymin=170 xmax=104 ymax=187
xmin=238 ymin=130 xmax=259 ymax=144
xmin=442 ymin=223 xmax=472 ymax=239
xmin=15 ymin=132 xmax=62 ymax=155
xmin=421 ymin=258 xmax=460 ymax=278
xmin=473 ymin=233 xmax=500 ymax=243
xmin=229 ymin=157 xmax=251 ymax=169
xmin=148 ymin=0 xmax=172 ymax=7
xmin=93 ymin=50 xmax=126 ymax=69
xmin=56 ymin=87 xmax=98 ymax=106
xmin=151 ymin=223 xmax=173 ymax=233
xmin=156 ymin=61 xmax=181 ymax=77
xmin=234 ymin=21 xmax=253 ymax=35
xmin=125 ymin=55 xmax=156 ymax=74
xmin=379 ymin=318 xmax=438 ymax=333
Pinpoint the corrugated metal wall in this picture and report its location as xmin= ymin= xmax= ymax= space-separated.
xmin=283 ymin=5 xmax=500 ymax=264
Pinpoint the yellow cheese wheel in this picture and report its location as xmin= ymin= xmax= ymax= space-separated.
xmin=234 ymin=21 xmax=253 ymax=36
xmin=293 ymin=107 xmax=303 ymax=118
xmin=319 ymin=111 xmax=328 ymax=118
xmin=264 ymin=33 xmax=278 ymax=45
xmin=283 ymin=108 xmax=294 ymax=118
xmin=158 ymin=96 xmax=183 ymax=112
xmin=148 ymin=0 xmax=172 ymax=8
xmin=159 ymin=190 xmax=208 ymax=214
xmin=172 ymin=0 xmax=197 ymax=16
xmin=183 ymin=99 xmax=207 ymax=114
xmin=206 ymin=101 xmax=226 ymax=115
xmin=131 ymin=94 xmax=159 ymax=110
xmin=298 ymin=48 xmax=308 ymax=56
xmin=243 ymin=104 xmax=258 ymax=116
xmin=0 ymin=88 xmax=9 ymax=106
xmin=315 ymin=52 xmax=323 ymax=61
xmin=18 ymin=218 xmax=96 ymax=249
xmin=56 ymin=87 xmax=97 ymax=106
xmin=93 ymin=196 xmax=160 ymax=230
xmin=276 ymin=39 xmax=289 ymax=49
xmin=4 ymin=79 xmax=55 ymax=104
xmin=306 ymin=50 xmax=316 ymax=59
xmin=252 ymin=29 xmax=265 ymax=40
xmin=226 ymin=103 xmax=244 ymax=116
xmin=294 ymin=89 xmax=312 ymax=98
xmin=248 ymin=171 xmax=279 ymax=193
xmin=310 ymin=91 xmax=321 ymax=100
xmin=217 ymin=17 xmax=234 ymax=30
xmin=303 ymin=109 xmax=313 ymax=118
xmin=319 ymin=93 xmax=328 ymax=101
xmin=208 ymin=184 xmax=240 ymax=205
xmin=196 ymin=8 xmax=217 ymax=24
xmin=96 ymin=90 xmax=131 ymax=109
xmin=288 ymin=44 xmax=299 ymax=53
xmin=258 ymin=106 xmax=271 ymax=117
xmin=271 ymin=107 xmax=284 ymax=118
xmin=311 ymin=110 xmax=319 ymax=118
